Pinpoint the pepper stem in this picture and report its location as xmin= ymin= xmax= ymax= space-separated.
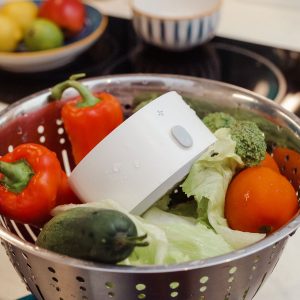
xmin=51 ymin=73 xmax=100 ymax=108
xmin=0 ymin=159 xmax=34 ymax=193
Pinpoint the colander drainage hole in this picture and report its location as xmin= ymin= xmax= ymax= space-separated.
xmin=57 ymin=127 xmax=64 ymax=135
xmin=105 ymin=282 xmax=113 ymax=289
xmin=39 ymin=136 xmax=46 ymax=144
xmin=76 ymin=276 xmax=85 ymax=283
xmin=228 ymin=266 xmax=237 ymax=274
xmin=243 ymin=287 xmax=250 ymax=299
xmin=199 ymin=275 xmax=209 ymax=294
xmin=48 ymin=267 xmax=56 ymax=273
xmin=199 ymin=276 xmax=209 ymax=284
xmin=135 ymin=284 xmax=146 ymax=299
xmin=124 ymin=104 xmax=132 ymax=110
xmin=169 ymin=282 xmax=179 ymax=298
xmin=37 ymin=125 xmax=44 ymax=134
xmin=223 ymin=267 xmax=237 ymax=299
xmin=169 ymin=282 xmax=179 ymax=289
xmin=80 ymin=286 xmax=86 ymax=291
xmin=52 ymin=277 xmax=58 ymax=282
xmin=136 ymin=284 xmax=146 ymax=291
xmin=56 ymin=119 xmax=63 ymax=126
xmin=170 ymin=291 xmax=178 ymax=298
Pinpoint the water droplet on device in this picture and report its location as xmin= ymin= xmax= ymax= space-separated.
xmin=112 ymin=163 xmax=120 ymax=173
xmin=133 ymin=160 xmax=140 ymax=168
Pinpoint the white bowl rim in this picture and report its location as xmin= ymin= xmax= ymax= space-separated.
xmin=130 ymin=0 xmax=223 ymax=21
xmin=0 ymin=4 xmax=108 ymax=59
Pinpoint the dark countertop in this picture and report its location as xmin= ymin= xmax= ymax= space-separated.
xmin=0 ymin=16 xmax=299 ymax=109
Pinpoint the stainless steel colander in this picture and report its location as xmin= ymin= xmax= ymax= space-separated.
xmin=0 ymin=74 xmax=299 ymax=300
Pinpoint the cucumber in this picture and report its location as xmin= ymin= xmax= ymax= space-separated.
xmin=36 ymin=207 xmax=148 ymax=263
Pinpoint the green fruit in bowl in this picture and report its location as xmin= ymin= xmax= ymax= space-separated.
xmin=24 ymin=18 xmax=64 ymax=51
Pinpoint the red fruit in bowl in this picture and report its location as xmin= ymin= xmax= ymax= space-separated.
xmin=39 ymin=0 xmax=86 ymax=34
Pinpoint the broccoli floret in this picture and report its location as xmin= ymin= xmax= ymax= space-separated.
xmin=203 ymin=112 xmax=236 ymax=132
xmin=230 ymin=121 xmax=266 ymax=167
xmin=203 ymin=112 xmax=267 ymax=167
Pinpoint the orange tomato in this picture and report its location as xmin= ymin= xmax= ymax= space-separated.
xmin=225 ymin=166 xmax=298 ymax=233
xmin=258 ymin=152 xmax=280 ymax=173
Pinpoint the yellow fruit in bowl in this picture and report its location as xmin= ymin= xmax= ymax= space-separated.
xmin=0 ymin=14 xmax=22 ymax=52
xmin=0 ymin=1 xmax=38 ymax=34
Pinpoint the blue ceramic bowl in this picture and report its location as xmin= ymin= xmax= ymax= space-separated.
xmin=0 ymin=4 xmax=108 ymax=73
xmin=131 ymin=0 xmax=222 ymax=51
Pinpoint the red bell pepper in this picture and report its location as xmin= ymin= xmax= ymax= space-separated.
xmin=0 ymin=143 xmax=78 ymax=225
xmin=39 ymin=0 xmax=86 ymax=34
xmin=51 ymin=74 xmax=124 ymax=164
xmin=56 ymin=170 xmax=81 ymax=206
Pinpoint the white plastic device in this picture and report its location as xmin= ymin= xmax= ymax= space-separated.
xmin=69 ymin=91 xmax=216 ymax=215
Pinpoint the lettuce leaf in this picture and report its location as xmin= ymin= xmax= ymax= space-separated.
xmin=52 ymin=200 xmax=233 ymax=265
xmin=181 ymin=128 xmax=266 ymax=249
xmin=141 ymin=207 xmax=233 ymax=264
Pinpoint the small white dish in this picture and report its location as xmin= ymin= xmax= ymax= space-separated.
xmin=0 ymin=4 xmax=108 ymax=73
xmin=131 ymin=0 xmax=222 ymax=51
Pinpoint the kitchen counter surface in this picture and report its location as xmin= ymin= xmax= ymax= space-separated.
xmin=88 ymin=0 xmax=300 ymax=52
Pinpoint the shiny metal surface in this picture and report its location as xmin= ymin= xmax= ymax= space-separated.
xmin=0 ymin=74 xmax=300 ymax=300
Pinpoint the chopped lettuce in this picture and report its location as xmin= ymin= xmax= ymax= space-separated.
xmin=141 ymin=207 xmax=233 ymax=264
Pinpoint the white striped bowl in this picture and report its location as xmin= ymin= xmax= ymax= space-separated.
xmin=131 ymin=0 xmax=222 ymax=51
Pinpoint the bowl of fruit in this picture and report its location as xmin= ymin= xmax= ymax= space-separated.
xmin=0 ymin=0 xmax=107 ymax=73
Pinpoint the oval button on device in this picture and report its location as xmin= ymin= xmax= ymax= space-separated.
xmin=171 ymin=125 xmax=193 ymax=148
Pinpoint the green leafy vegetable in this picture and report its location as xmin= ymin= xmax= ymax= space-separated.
xmin=181 ymin=128 xmax=266 ymax=249
xmin=52 ymin=199 xmax=233 ymax=265
xmin=203 ymin=112 xmax=237 ymax=132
